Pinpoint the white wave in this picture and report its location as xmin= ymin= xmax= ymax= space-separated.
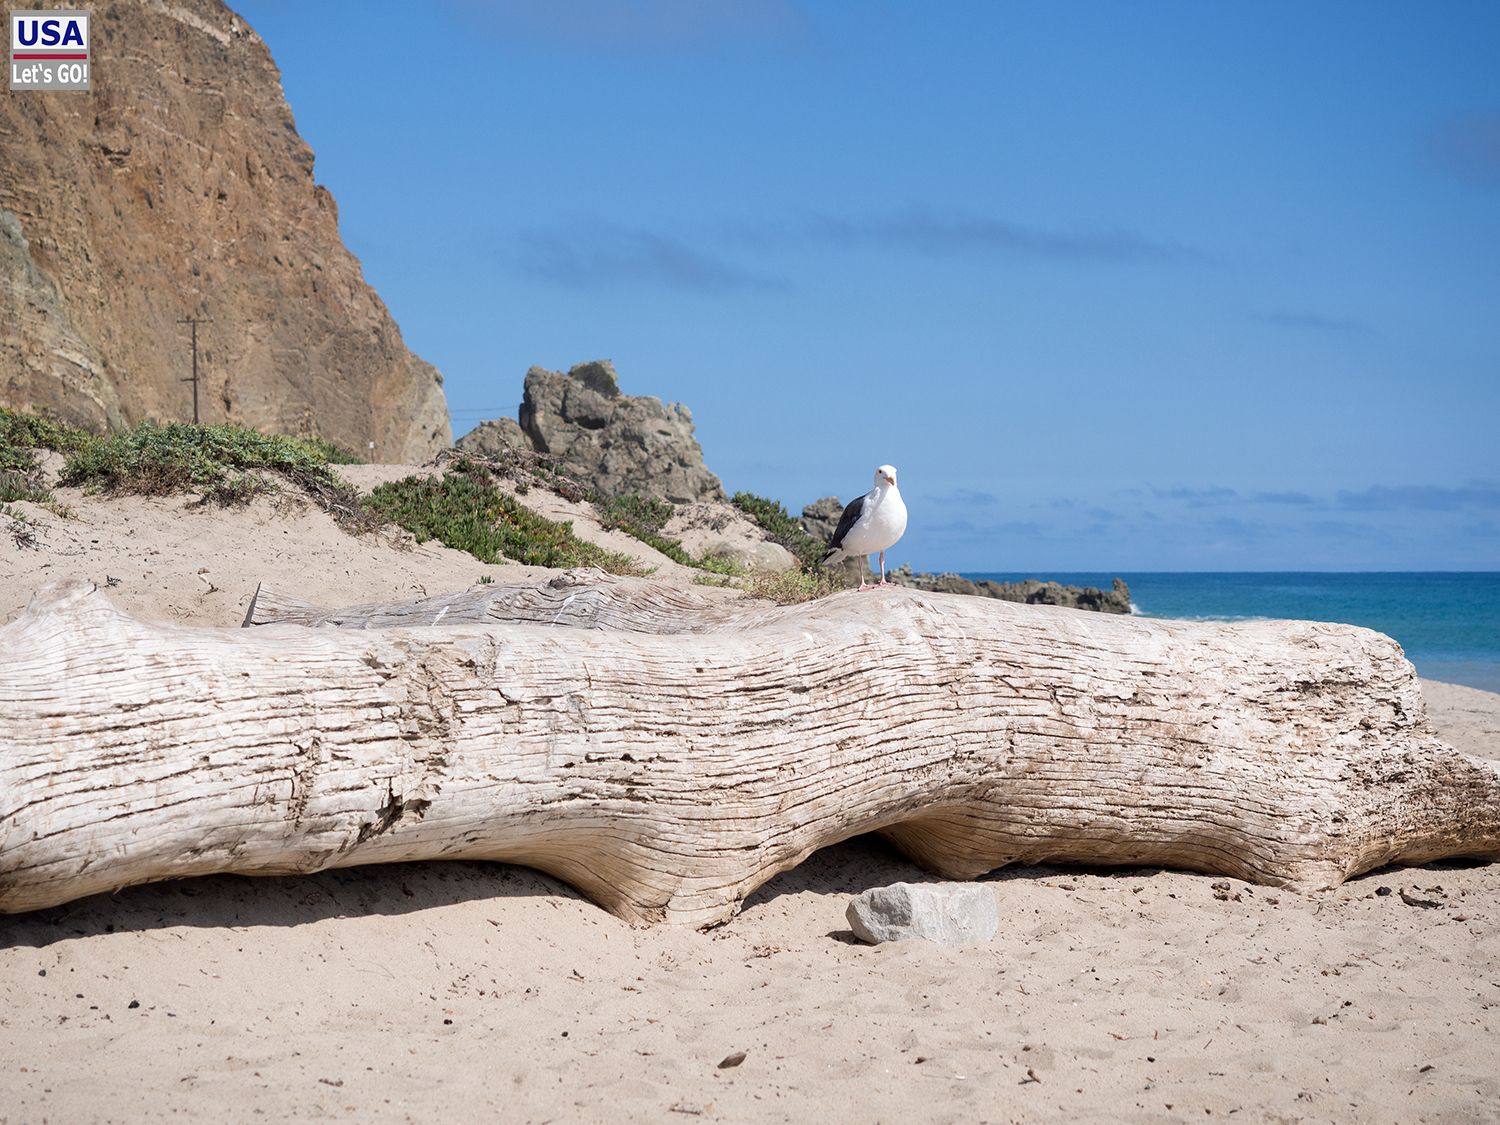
xmin=1131 ymin=607 xmax=1274 ymax=623
xmin=1171 ymin=613 xmax=1273 ymax=623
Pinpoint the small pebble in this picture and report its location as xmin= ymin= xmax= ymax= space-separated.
xmin=128 ymin=1000 xmax=140 ymax=1010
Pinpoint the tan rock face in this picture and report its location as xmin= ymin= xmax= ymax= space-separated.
xmin=0 ymin=0 xmax=450 ymax=461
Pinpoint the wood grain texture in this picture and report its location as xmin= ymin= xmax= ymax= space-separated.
xmin=242 ymin=569 xmax=758 ymax=633
xmin=5 ymin=577 xmax=1498 ymax=926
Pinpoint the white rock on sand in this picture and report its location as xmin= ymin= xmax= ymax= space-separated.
xmin=847 ymin=882 xmax=1001 ymax=946
xmin=1 ymin=468 xmax=1496 ymax=1122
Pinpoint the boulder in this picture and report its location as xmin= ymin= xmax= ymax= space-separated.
xmin=800 ymin=496 xmax=845 ymax=547
xmin=501 ymin=361 xmax=725 ymax=504
xmin=454 ymin=416 xmax=529 ymax=458
xmin=846 ymin=882 xmax=999 ymax=946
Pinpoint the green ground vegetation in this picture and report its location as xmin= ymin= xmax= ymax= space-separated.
xmin=726 ymin=490 xmax=854 ymax=602
xmin=0 ymin=408 xmax=93 ymax=503
xmin=59 ymin=421 xmax=374 ymax=528
xmin=442 ymin=447 xmax=591 ymax=504
xmin=296 ymin=436 xmax=364 ymax=465
xmin=367 ymin=459 xmax=647 ymax=574
xmin=730 ymin=491 xmax=827 ymax=572
xmin=2 ymin=408 xmax=849 ymax=601
xmin=592 ymin=491 xmax=742 ymax=577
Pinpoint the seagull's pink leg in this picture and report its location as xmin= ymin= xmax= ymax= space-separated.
xmin=857 ymin=555 xmax=872 ymax=592
xmin=878 ymin=551 xmax=892 ymax=587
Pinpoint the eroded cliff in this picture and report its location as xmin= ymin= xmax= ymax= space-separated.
xmin=0 ymin=0 xmax=450 ymax=460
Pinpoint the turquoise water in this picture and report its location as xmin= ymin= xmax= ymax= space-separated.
xmin=963 ymin=572 xmax=1500 ymax=694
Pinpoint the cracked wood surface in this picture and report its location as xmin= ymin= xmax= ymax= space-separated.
xmin=3 ymin=577 xmax=1498 ymax=925
xmin=242 ymin=569 xmax=759 ymax=633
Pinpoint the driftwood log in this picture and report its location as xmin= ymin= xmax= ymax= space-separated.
xmin=242 ymin=569 xmax=761 ymax=633
xmin=3 ymin=575 xmax=1497 ymax=926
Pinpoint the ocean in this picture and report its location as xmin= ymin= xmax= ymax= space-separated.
xmin=963 ymin=572 xmax=1500 ymax=695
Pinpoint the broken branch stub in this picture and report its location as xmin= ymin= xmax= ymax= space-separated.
xmin=2 ymin=577 xmax=1497 ymax=925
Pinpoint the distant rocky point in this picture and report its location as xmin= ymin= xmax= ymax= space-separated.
xmin=457 ymin=361 xmax=724 ymax=504
xmin=801 ymin=496 xmax=1130 ymax=612
xmin=889 ymin=567 xmax=1132 ymax=613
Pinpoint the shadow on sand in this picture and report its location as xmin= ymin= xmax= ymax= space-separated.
xmin=3 ymin=833 xmax=1076 ymax=949
xmin=0 ymin=859 xmax=589 ymax=951
xmin=9 ymin=829 xmax=1474 ymax=951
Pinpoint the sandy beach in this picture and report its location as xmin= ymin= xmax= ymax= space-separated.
xmin=4 ymin=0 xmax=1495 ymax=1117
xmin=2 ymin=481 xmax=1497 ymax=1123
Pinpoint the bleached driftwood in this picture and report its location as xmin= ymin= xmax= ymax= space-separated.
xmin=242 ymin=570 xmax=758 ymax=633
xmin=3 ymin=576 xmax=1497 ymax=926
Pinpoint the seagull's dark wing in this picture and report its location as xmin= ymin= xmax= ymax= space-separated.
xmin=824 ymin=494 xmax=867 ymax=555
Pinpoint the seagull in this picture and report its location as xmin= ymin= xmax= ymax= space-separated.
xmin=822 ymin=464 xmax=908 ymax=590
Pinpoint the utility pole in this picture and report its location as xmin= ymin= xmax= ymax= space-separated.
xmin=178 ymin=315 xmax=212 ymax=425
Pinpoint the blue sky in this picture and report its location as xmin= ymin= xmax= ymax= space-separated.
xmin=234 ymin=0 xmax=1499 ymax=571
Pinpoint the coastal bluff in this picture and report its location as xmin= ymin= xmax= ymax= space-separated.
xmin=0 ymin=0 xmax=450 ymax=461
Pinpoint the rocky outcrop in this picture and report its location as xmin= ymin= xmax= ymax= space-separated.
xmin=458 ymin=361 xmax=725 ymax=504
xmin=0 ymin=0 xmax=449 ymax=460
xmin=800 ymin=496 xmax=846 ymax=546
xmin=799 ymin=495 xmax=863 ymax=579
xmin=453 ymin=416 xmax=529 ymax=458
xmin=890 ymin=566 xmax=1133 ymax=613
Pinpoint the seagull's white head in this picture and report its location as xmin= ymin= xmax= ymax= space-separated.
xmin=875 ymin=464 xmax=898 ymax=488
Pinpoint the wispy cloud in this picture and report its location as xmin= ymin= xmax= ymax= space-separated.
xmin=924 ymin=518 xmax=1043 ymax=539
xmin=446 ymin=0 xmax=809 ymax=52
xmin=1251 ymin=490 xmax=1317 ymax=506
xmin=515 ymin=223 xmax=789 ymax=295
xmin=1425 ymin=111 xmax=1500 ymax=191
xmin=1458 ymin=519 xmax=1500 ymax=541
xmin=931 ymin=488 xmax=1000 ymax=507
xmin=1255 ymin=311 xmax=1370 ymax=334
xmin=1334 ymin=481 xmax=1500 ymax=512
xmin=775 ymin=208 xmax=1208 ymax=266
xmin=1306 ymin=519 xmax=1398 ymax=545
xmin=516 ymin=205 xmax=1205 ymax=294
xmin=1056 ymin=482 xmax=1500 ymax=519
xmin=1151 ymin=485 xmax=1238 ymax=506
